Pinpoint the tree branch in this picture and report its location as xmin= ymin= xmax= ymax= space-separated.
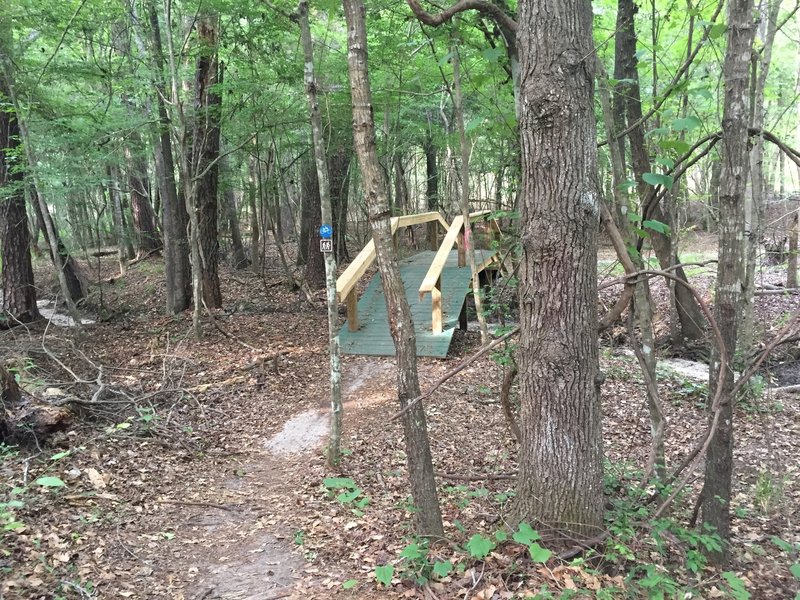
xmin=406 ymin=0 xmax=518 ymax=33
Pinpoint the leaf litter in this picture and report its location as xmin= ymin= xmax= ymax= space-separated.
xmin=0 ymin=244 xmax=798 ymax=599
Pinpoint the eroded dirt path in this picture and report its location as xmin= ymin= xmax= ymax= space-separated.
xmin=179 ymin=358 xmax=397 ymax=600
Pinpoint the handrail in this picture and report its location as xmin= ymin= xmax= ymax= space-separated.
xmin=336 ymin=211 xmax=447 ymax=302
xmin=336 ymin=211 xmax=449 ymax=331
xmin=418 ymin=210 xmax=491 ymax=300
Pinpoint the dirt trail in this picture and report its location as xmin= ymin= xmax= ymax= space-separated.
xmin=183 ymin=358 xmax=396 ymax=600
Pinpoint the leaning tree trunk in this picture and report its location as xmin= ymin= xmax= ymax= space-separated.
xmin=701 ymin=0 xmax=755 ymax=566
xmin=189 ymin=15 xmax=223 ymax=309
xmin=343 ymin=0 xmax=444 ymax=538
xmin=510 ymin=0 xmax=604 ymax=541
xmin=1 ymin=79 xmax=39 ymax=325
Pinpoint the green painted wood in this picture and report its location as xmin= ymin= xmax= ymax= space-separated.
xmin=338 ymin=250 xmax=495 ymax=358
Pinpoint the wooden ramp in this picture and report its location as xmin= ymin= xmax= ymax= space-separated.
xmin=338 ymin=250 xmax=494 ymax=358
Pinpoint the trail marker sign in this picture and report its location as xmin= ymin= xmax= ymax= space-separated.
xmin=320 ymin=239 xmax=333 ymax=253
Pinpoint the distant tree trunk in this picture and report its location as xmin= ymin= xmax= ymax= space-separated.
xmin=613 ymin=0 xmax=706 ymax=345
xmin=297 ymin=176 xmax=312 ymax=267
xmin=343 ymin=0 xmax=444 ymax=538
xmin=424 ymin=114 xmax=440 ymax=248
xmin=190 ymin=14 xmax=222 ymax=308
xmin=107 ymin=168 xmax=135 ymax=273
xmin=247 ymin=154 xmax=261 ymax=272
xmin=701 ymin=0 xmax=755 ymax=566
xmin=301 ymin=158 xmax=325 ymax=290
xmin=452 ymin=41 xmax=489 ymax=344
xmin=788 ymin=213 xmax=798 ymax=288
xmin=510 ymin=0 xmax=604 ymax=541
xmin=1 ymin=81 xmax=39 ymax=325
xmin=329 ymin=145 xmax=351 ymax=263
xmin=124 ymin=144 xmax=161 ymax=257
xmin=393 ymin=154 xmax=409 ymax=214
xmin=221 ymin=166 xmax=248 ymax=270
xmin=146 ymin=0 xmax=191 ymax=313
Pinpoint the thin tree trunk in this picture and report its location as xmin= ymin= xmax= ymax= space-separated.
xmin=701 ymin=0 xmax=755 ymax=566
xmin=144 ymin=0 xmax=191 ymax=314
xmin=510 ymin=0 xmax=604 ymax=541
xmin=597 ymin=56 xmax=665 ymax=480
xmin=424 ymin=111 xmax=440 ymax=249
xmin=789 ymin=213 xmax=798 ymax=288
xmin=741 ymin=0 xmax=780 ymax=351
xmin=107 ymin=167 xmax=134 ymax=273
xmin=343 ymin=0 xmax=443 ymax=538
xmin=299 ymin=1 xmax=343 ymax=467
xmin=247 ymin=154 xmax=262 ymax=272
xmin=452 ymin=41 xmax=489 ymax=345
xmin=221 ymin=161 xmax=248 ymax=270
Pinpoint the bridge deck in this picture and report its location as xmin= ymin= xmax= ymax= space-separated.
xmin=338 ymin=249 xmax=494 ymax=358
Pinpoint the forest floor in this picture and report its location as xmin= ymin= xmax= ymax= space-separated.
xmin=1 ymin=233 xmax=799 ymax=599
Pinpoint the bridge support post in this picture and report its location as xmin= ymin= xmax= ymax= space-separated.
xmin=346 ymin=292 xmax=359 ymax=331
xmin=431 ymin=277 xmax=443 ymax=334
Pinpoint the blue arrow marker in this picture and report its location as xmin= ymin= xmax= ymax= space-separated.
xmin=319 ymin=224 xmax=333 ymax=239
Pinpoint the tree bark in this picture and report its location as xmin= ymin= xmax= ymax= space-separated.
xmin=343 ymin=0 xmax=444 ymax=538
xmin=329 ymin=144 xmax=351 ymax=263
xmin=701 ymin=0 xmax=755 ymax=566
xmin=1 ymin=78 xmax=39 ymax=325
xmin=190 ymin=14 xmax=223 ymax=309
xmin=510 ymin=0 xmax=604 ymax=540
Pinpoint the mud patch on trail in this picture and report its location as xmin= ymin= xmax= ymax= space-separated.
xmin=265 ymin=410 xmax=328 ymax=456
xmin=187 ymin=531 xmax=301 ymax=600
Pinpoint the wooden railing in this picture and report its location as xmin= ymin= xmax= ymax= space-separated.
xmin=336 ymin=211 xmax=449 ymax=332
xmin=418 ymin=211 xmax=500 ymax=334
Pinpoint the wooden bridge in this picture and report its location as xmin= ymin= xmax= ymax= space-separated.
xmin=335 ymin=211 xmax=501 ymax=358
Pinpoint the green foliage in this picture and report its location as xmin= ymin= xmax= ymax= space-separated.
xmin=322 ymin=477 xmax=370 ymax=516
xmin=374 ymin=564 xmax=394 ymax=587
xmin=35 ymin=476 xmax=66 ymax=488
xmin=465 ymin=533 xmax=495 ymax=559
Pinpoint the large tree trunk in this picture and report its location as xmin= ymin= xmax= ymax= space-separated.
xmin=146 ymin=0 xmax=191 ymax=314
xmin=701 ymin=0 xmax=755 ymax=566
xmin=343 ymin=0 xmax=444 ymax=538
xmin=1 ymin=80 xmax=39 ymax=325
xmin=189 ymin=15 xmax=223 ymax=309
xmin=510 ymin=0 xmax=604 ymax=541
